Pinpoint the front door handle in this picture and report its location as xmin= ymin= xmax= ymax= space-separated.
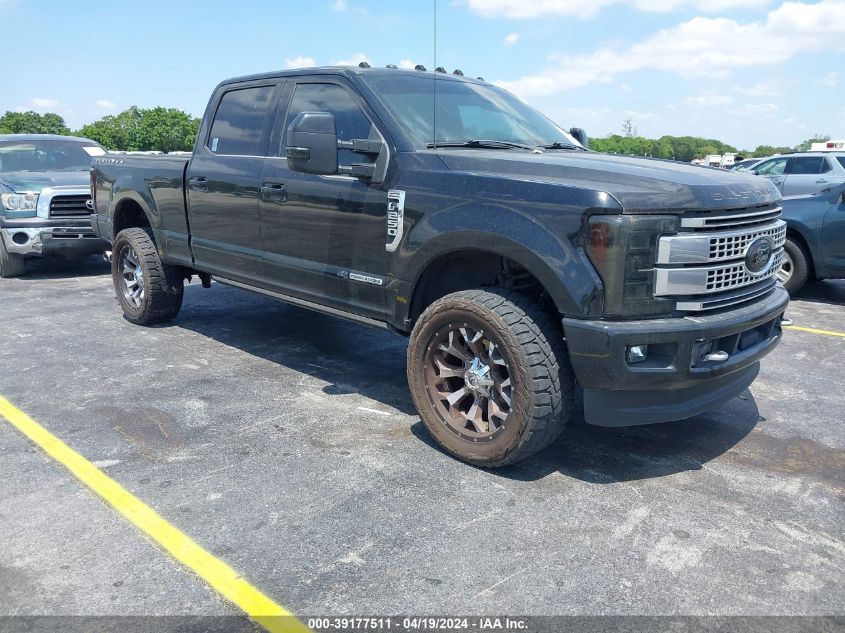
xmin=188 ymin=176 xmax=208 ymax=192
xmin=816 ymin=179 xmax=829 ymax=183
xmin=260 ymin=183 xmax=287 ymax=203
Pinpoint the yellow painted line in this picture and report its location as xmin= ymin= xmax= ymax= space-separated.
xmin=784 ymin=325 xmax=845 ymax=339
xmin=0 ymin=396 xmax=309 ymax=633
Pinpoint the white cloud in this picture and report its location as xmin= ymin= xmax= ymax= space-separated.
xmin=822 ymin=71 xmax=839 ymax=86
xmin=397 ymin=59 xmax=416 ymax=69
xmin=331 ymin=0 xmax=347 ymax=11
xmin=685 ymin=93 xmax=734 ymax=107
xmin=733 ymin=80 xmax=782 ymax=96
xmin=495 ymin=0 xmax=845 ymax=98
xmin=284 ymin=55 xmax=317 ymax=69
xmin=465 ymin=0 xmax=771 ymax=20
xmin=618 ymin=82 xmax=633 ymax=92
xmin=95 ymin=99 xmax=117 ymax=110
xmin=32 ymin=98 xmax=59 ymax=108
xmin=504 ymin=32 xmax=519 ymax=46
xmin=334 ymin=52 xmax=370 ymax=66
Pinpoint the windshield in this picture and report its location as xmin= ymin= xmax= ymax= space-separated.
xmin=363 ymin=74 xmax=580 ymax=149
xmin=0 ymin=140 xmax=104 ymax=173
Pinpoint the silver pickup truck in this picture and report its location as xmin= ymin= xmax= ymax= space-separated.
xmin=0 ymin=134 xmax=109 ymax=277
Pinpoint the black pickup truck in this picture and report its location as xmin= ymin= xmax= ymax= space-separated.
xmin=91 ymin=65 xmax=790 ymax=467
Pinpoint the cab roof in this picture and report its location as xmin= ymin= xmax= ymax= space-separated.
xmin=217 ymin=65 xmax=488 ymax=88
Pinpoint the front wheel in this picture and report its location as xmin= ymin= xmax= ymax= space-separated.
xmin=112 ymin=228 xmax=184 ymax=325
xmin=407 ymin=289 xmax=574 ymax=468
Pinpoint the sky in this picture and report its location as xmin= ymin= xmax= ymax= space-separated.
xmin=2 ymin=0 xmax=843 ymax=150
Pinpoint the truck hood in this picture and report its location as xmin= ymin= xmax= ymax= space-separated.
xmin=436 ymin=150 xmax=782 ymax=212
xmin=0 ymin=170 xmax=90 ymax=192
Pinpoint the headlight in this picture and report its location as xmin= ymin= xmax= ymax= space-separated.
xmin=585 ymin=214 xmax=679 ymax=318
xmin=1 ymin=192 xmax=39 ymax=211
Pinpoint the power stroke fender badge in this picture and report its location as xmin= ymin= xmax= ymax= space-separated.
xmin=386 ymin=189 xmax=405 ymax=253
xmin=745 ymin=236 xmax=774 ymax=274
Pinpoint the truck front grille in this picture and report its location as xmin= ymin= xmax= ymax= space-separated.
xmin=49 ymin=195 xmax=92 ymax=217
xmin=655 ymin=203 xmax=785 ymax=312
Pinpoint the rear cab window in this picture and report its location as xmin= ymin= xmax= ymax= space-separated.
xmin=208 ymin=85 xmax=277 ymax=156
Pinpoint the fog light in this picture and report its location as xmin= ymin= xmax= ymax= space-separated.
xmin=626 ymin=345 xmax=649 ymax=364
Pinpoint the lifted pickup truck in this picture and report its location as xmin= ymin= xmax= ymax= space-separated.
xmin=92 ymin=65 xmax=790 ymax=467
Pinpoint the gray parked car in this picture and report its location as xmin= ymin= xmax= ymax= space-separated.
xmin=748 ymin=151 xmax=845 ymax=198
xmin=0 ymin=134 xmax=109 ymax=277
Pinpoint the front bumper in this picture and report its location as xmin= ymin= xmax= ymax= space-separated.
xmin=563 ymin=286 xmax=789 ymax=426
xmin=1 ymin=217 xmax=108 ymax=258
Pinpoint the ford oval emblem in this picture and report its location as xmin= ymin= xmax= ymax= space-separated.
xmin=745 ymin=236 xmax=773 ymax=274
xmin=85 ymin=198 xmax=94 ymax=211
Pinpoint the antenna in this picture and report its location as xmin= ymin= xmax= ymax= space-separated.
xmin=433 ymin=0 xmax=437 ymax=147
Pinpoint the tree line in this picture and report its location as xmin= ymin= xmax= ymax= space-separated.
xmin=0 ymin=108 xmax=200 ymax=153
xmin=0 ymin=109 xmax=831 ymax=160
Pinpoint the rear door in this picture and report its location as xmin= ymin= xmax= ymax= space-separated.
xmin=186 ymin=81 xmax=281 ymax=283
xmin=821 ymin=185 xmax=845 ymax=271
xmin=257 ymin=77 xmax=391 ymax=320
xmin=782 ymin=156 xmax=838 ymax=198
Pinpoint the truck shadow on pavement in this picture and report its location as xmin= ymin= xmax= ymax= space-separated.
xmin=176 ymin=283 xmax=762 ymax=484
xmin=21 ymin=254 xmax=109 ymax=280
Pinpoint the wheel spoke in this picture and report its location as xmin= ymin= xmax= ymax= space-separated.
xmin=446 ymin=386 xmax=470 ymax=407
xmin=459 ymin=327 xmax=485 ymax=357
xmin=464 ymin=398 xmax=487 ymax=434
xmin=434 ymin=358 xmax=464 ymax=379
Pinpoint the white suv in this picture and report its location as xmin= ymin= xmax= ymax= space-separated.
xmin=748 ymin=152 xmax=845 ymax=198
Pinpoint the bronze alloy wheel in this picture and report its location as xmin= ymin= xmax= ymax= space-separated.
xmin=424 ymin=323 xmax=512 ymax=441
xmin=408 ymin=288 xmax=574 ymax=467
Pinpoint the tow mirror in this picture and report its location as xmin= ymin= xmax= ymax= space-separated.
xmin=570 ymin=127 xmax=589 ymax=149
xmin=286 ymin=112 xmax=338 ymax=175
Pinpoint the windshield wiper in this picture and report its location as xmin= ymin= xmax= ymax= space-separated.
xmin=536 ymin=142 xmax=586 ymax=151
xmin=426 ymin=139 xmax=534 ymax=150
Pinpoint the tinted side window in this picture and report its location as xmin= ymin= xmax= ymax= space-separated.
xmin=789 ymin=157 xmax=825 ymax=175
xmin=283 ymin=83 xmax=372 ymax=163
xmin=755 ymin=158 xmax=788 ymax=176
xmin=838 ymin=157 xmax=845 ymax=170
xmin=208 ymin=85 xmax=275 ymax=156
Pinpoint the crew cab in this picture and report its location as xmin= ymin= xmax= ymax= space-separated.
xmin=0 ymin=134 xmax=109 ymax=277
xmin=91 ymin=65 xmax=790 ymax=467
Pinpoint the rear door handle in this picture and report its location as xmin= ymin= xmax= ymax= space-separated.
xmin=188 ymin=176 xmax=208 ymax=192
xmin=816 ymin=179 xmax=828 ymax=183
xmin=260 ymin=183 xmax=287 ymax=203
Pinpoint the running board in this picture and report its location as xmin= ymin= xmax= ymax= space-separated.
xmin=213 ymin=276 xmax=390 ymax=331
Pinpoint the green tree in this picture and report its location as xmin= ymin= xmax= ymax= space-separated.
xmin=0 ymin=111 xmax=71 ymax=135
xmin=76 ymin=106 xmax=200 ymax=152
xmin=794 ymin=135 xmax=830 ymax=152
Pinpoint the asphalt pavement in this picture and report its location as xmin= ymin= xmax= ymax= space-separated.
xmin=0 ymin=255 xmax=842 ymax=628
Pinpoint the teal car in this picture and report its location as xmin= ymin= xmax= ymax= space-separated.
xmin=778 ymin=183 xmax=845 ymax=294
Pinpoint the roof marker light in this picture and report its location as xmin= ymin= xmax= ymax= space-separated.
xmin=386 ymin=64 xmax=398 ymax=69
xmin=358 ymin=61 xmax=371 ymax=68
xmin=435 ymin=67 xmax=446 ymax=73
xmin=415 ymin=64 xmax=427 ymax=71
xmin=453 ymin=69 xmax=464 ymax=76
xmin=476 ymin=76 xmax=485 ymax=81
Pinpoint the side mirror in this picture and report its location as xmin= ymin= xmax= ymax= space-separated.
xmin=570 ymin=127 xmax=589 ymax=149
xmin=286 ymin=112 xmax=338 ymax=175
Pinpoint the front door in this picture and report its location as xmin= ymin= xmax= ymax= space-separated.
xmin=186 ymin=82 xmax=280 ymax=283
xmin=753 ymin=156 xmax=790 ymax=193
xmin=821 ymin=188 xmax=845 ymax=271
xmin=258 ymin=79 xmax=390 ymax=320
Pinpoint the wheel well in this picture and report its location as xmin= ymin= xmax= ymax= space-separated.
xmin=785 ymin=228 xmax=815 ymax=277
xmin=113 ymin=200 xmax=151 ymax=239
xmin=409 ymin=251 xmax=556 ymax=326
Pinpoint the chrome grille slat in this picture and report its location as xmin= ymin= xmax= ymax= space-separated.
xmin=676 ymin=278 xmax=778 ymax=312
xmin=680 ymin=206 xmax=782 ymax=229
xmin=657 ymin=220 xmax=785 ymax=264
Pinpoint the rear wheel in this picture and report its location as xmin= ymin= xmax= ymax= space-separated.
xmin=112 ymin=228 xmax=184 ymax=325
xmin=778 ymin=237 xmax=809 ymax=295
xmin=407 ymin=288 xmax=574 ymax=468
xmin=0 ymin=237 xmax=26 ymax=278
